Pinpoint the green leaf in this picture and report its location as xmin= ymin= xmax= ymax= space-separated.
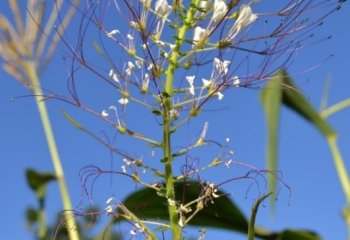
xmin=261 ymin=72 xmax=283 ymax=208
xmin=117 ymin=181 xmax=249 ymax=233
xmin=62 ymin=110 xmax=84 ymax=130
xmin=92 ymin=40 xmax=105 ymax=56
xmin=276 ymin=230 xmax=320 ymax=240
xmin=261 ymin=69 xmax=337 ymax=209
xmin=255 ymin=228 xmax=320 ymax=240
xmin=25 ymin=207 xmax=39 ymax=227
xmin=25 ymin=168 xmax=57 ymax=201
xmin=280 ymin=70 xmax=336 ymax=138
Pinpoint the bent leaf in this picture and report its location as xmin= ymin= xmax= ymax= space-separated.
xmin=280 ymin=70 xmax=336 ymax=138
xmin=261 ymin=70 xmax=337 ymax=208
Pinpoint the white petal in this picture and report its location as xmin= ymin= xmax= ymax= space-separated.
xmin=101 ymin=110 xmax=109 ymax=117
xmin=107 ymin=29 xmax=119 ymax=38
xmin=193 ymin=26 xmax=206 ymax=44
xmin=233 ymin=75 xmax=240 ymax=86
xmin=186 ymin=75 xmax=195 ymax=85
xmin=155 ymin=0 xmax=172 ymax=19
xmin=217 ymin=92 xmax=224 ymax=100
xmin=212 ymin=0 xmax=227 ymax=22
xmin=202 ymin=78 xmax=212 ymax=88
xmin=118 ymin=98 xmax=129 ymax=105
xmin=234 ymin=5 xmax=258 ymax=32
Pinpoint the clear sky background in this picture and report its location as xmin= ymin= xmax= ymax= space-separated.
xmin=1 ymin=1 xmax=350 ymax=239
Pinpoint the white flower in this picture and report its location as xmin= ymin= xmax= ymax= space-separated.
xmin=101 ymin=110 xmax=109 ymax=117
xmin=106 ymin=197 xmax=115 ymax=204
xmin=178 ymin=217 xmax=185 ymax=228
xmin=225 ymin=159 xmax=233 ymax=168
xmin=202 ymin=78 xmax=213 ymax=88
xmin=105 ymin=205 xmax=114 ymax=214
xmin=118 ymin=98 xmax=129 ymax=105
xmin=155 ymin=0 xmax=172 ymax=19
xmin=126 ymin=34 xmax=134 ymax=40
xmin=232 ymin=75 xmax=240 ymax=86
xmin=142 ymin=73 xmax=150 ymax=92
xmin=123 ymin=158 xmax=132 ymax=166
xmin=106 ymin=29 xmax=119 ymax=38
xmin=129 ymin=21 xmax=139 ymax=29
xmin=121 ymin=165 xmax=127 ymax=173
xmin=126 ymin=61 xmax=135 ymax=76
xmin=193 ymin=26 xmax=207 ymax=45
xmin=109 ymin=69 xmax=119 ymax=83
xmin=186 ymin=75 xmax=195 ymax=96
xmin=214 ymin=58 xmax=230 ymax=75
xmin=189 ymin=85 xmax=195 ymax=96
xmin=212 ymin=0 xmax=227 ymax=22
xmin=197 ymin=0 xmax=213 ymax=15
xmin=128 ymin=61 xmax=135 ymax=70
xmin=169 ymin=44 xmax=176 ymax=50
xmin=216 ymin=91 xmax=224 ymax=100
xmin=233 ymin=4 xmax=258 ymax=33
xmin=170 ymin=108 xmax=179 ymax=119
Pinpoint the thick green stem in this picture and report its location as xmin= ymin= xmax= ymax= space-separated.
xmin=162 ymin=1 xmax=199 ymax=239
xmin=25 ymin=62 xmax=80 ymax=240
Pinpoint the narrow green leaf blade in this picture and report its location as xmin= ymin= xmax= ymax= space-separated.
xmin=261 ymin=71 xmax=283 ymax=207
xmin=62 ymin=110 xmax=84 ymax=130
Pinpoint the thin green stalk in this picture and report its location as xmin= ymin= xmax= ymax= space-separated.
xmin=25 ymin=62 xmax=80 ymax=240
xmin=327 ymin=137 xmax=350 ymax=203
xmin=163 ymin=1 xmax=200 ymax=239
xmin=248 ymin=192 xmax=272 ymax=240
xmin=38 ymin=207 xmax=47 ymax=239
xmin=327 ymin=137 xmax=350 ymax=238
xmin=321 ymin=98 xmax=350 ymax=118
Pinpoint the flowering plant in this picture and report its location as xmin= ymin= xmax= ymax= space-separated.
xmin=1 ymin=0 xmax=347 ymax=239
xmin=56 ymin=0 xmax=346 ymax=239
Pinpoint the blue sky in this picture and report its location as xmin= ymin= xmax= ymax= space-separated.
xmin=1 ymin=1 xmax=350 ymax=239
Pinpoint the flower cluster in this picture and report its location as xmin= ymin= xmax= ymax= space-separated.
xmin=56 ymin=0 xmax=346 ymax=237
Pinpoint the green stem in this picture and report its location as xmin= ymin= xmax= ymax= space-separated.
xmin=162 ymin=1 xmax=199 ymax=239
xmin=25 ymin=62 xmax=80 ymax=240
xmin=327 ymin=137 xmax=350 ymax=203
xmin=248 ymin=192 xmax=273 ymax=240
xmin=321 ymin=98 xmax=350 ymax=118
xmin=327 ymin=137 xmax=350 ymax=237
xmin=38 ymin=207 xmax=47 ymax=239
